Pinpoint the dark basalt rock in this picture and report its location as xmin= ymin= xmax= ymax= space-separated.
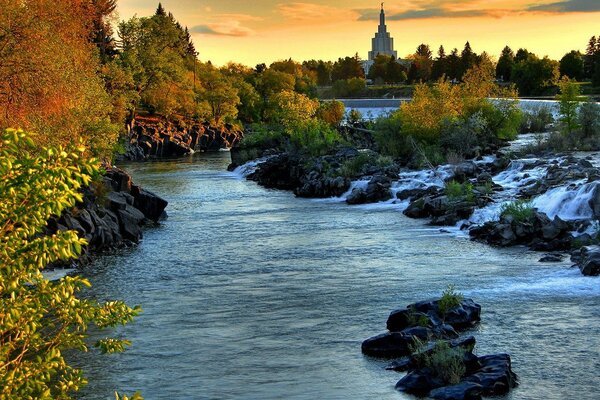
xmin=388 ymin=299 xmax=481 ymax=332
xmin=429 ymin=382 xmax=483 ymax=400
xmin=539 ymin=253 xmax=564 ymax=262
xmin=346 ymin=174 xmax=392 ymax=205
xmin=572 ymin=245 xmax=600 ymax=276
xmin=361 ymin=332 xmax=414 ymax=358
xmin=395 ymin=369 xmax=446 ymax=396
xmin=464 ymin=354 xmax=518 ymax=396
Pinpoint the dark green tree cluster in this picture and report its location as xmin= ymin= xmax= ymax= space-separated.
xmin=411 ymin=42 xmax=482 ymax=83
xmin=367 ymin=54 xmax=407 ymax=84
xmin=585 ymin=36 xmax=600 ymax=86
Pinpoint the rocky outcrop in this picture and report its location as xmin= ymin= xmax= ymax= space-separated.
xmin=122 ymin=116 xmax=244 ymax=160
xmin=469 ymin=212 xmax=575 ymax=250
xmin=363 ymin=297 xmax=517 ymax=400
xmin=47 ymin=167 xmax=168 ymax=261
xmin=346 ymin=174 xmax=393 ymax=205
xmin=362 ymin=298 xmax=480 ymax=358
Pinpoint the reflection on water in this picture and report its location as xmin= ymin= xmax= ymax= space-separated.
xmin=77 ymin=153 xmax=600 ymax=399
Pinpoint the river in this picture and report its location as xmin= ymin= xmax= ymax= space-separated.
xmin=78 ymin=152 xmax=600 ymax=399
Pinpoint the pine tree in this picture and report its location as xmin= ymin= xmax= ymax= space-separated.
xmin=496 ymin=46 xmax=515 ymax=81
xmin=156 ymin=2 xmax=166 ymax=16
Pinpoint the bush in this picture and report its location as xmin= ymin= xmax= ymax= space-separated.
xmin=438 ymin=284 xmax=464 ymax=316
xmin=347 ymin=109 xmax=363 ymax=124
xmin=316 ymin=100 xmax=345 ymax=127
xmin=519 ymin=106 xmax=554 ymax=133
xmin=288 ymin=119 xmax=344 ymax=156
xmin=240 ymin=124 xmax=286 ymax=149
xmin=410 ymin=339 xmax=466 ymax=385
xmin=445 ymin=181 xmax=475 ymax=203
xmin=500 ymin=200 xmax=535 ymax=223
xmin=338 ymin=152 xmax=393 ymax=178
xmin=439 ymin=113 xmax=486 ymax=158
xmin=373 ymin=110 xmax=413 ymax=158
xmin=578 ymin=101 xmax=600 ymax=138
xmin=332 ymin=78 xmax=366 ymax=98
xmin=0 ymin=129 xmax=140 ymax=398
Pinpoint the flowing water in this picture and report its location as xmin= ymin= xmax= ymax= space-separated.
xmin=78 ymin=152 xmax=600 ymax=400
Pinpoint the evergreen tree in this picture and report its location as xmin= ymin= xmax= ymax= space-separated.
xmin=156 ymin=3 xmax=166 ymax=16
xmin=446 ymin=48 xmax=461 ymax=80
xmin=460 ymin=42 xmax=477 ymax=79
xmin=496 ymin=46 xmax=515 ymax=81
xmin=431 ymin=45 xmax=448 ymax=80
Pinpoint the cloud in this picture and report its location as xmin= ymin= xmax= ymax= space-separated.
xmin=277 ymin=2 xmax=357 ymax=21
xmin=190 ymin=13 xmax=261 ymax=37
xmin=527 ymin=0 xmax=600 ymax=12
xmin=356 ymin=6 xmax=505 ymax=21
xmin=190 ymin=22 xmax=254 ymax=37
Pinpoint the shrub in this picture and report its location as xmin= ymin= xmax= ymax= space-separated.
xmin=439 ymin=113 xmax=486 ymax=158
xmin=317 ymin=100 xmax=345 ymax=127
xmin=445 ymin=181 xmax=475 ymax=203
xmin=373 ymin=111 xmax=413 ymax=158
xmin=288 ymin=119 xmax=344 ymax=156
xmin=240 ymin=124 xmax=286 ymax=149
xmin=519 ymin=106 xmax=554 ymax=133
xmin=500 ymin=200 xmax=535 ymax=223
xmin=265 ymin=90 xmax=319 ymax=127
xmin=578 ymin=101 xmax=600 ymax=138
xmin=557 ymin=77 xmax=585 ymax=136
xmin=410 ymin=339 xmax=466 ymax=385
xmin=338 ymin=152 xmax=393 ymax=178
xmin=347 ymin=109 xmax=363 ymax=124
xmin=0 ymin=129 xmax=140 ymax=398
xmin=438 ymin=284 xmax=464 ymax=316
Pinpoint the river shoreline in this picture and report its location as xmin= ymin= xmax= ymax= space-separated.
xmin=230 ymin=134 xmax=600 ymax=277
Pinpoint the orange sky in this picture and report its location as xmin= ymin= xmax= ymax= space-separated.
xmin=116 ymin=0 xmax=600 ymax=66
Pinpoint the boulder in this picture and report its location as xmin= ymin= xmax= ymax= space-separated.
xmin=572 ymin=245 xmax=600 ymax=276
xmin=131 ymin=186 xmax=169 ymax=222
xmin=361 ymin=332 xmax=414 ymax=358
xmin=464 ymin=354 xmax=518 ymax=396
xmin=429 ymin=382 xmax=483 ymax=400
xmin=396 ymin=369 xmax=445 ymax=396
xmin=117 ymin=205 xmax=146 ymax=242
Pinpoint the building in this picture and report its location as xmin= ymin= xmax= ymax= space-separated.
xmin=363 ymin=3 xmax=408 ymax=76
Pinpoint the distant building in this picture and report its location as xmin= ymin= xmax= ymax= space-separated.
xmin=363 ymin=3 xmax=409 ymax=77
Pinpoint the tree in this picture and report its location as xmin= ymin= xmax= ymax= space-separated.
xmin=431 ymin=45 xmax=448 ymax=80
xmin=0 ymin=129 xmax=140 ymax=398
xmin=0 ymin=0 xmax=120 ymax=158
xmin=265 ymin=90 xmax=319 ymax=126
xmin=331 ymin=54 xmax=365 ymax=82
xmin=446 ymin=48 xmax=461 ymax=81
xmin=460 ymin=42 xmax=478 ymax=79
xmin=496 ymin=46 xmax=515 ymax=81
xmin=408 ymin=44 xmax=433 ymax=82
xmin=511 ymin=53 xmax=560 ymax=96
xmin=584 ymin=36 xmax=598 ymax=79
xmin=196 ymin=65 xmax=240 ymax=124
xmin=560 ymin=51 xmax=584 ymax=81
xmin=316 ymin=100 xmax=345 ymax=127
xmin=557 ymin=77 xmax=584 ymax=136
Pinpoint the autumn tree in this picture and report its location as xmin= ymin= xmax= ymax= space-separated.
xmin=331 ymin=54 xmax=365 ymax=82
xmin=0 ymin=0 xmax=120 ymax=158
xmin=196 ymin=64 xmax=240 ymax=124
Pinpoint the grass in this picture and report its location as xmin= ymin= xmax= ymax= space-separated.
xmin=438 ymin=284 xmax=464 ymax=316
xmin=338 ymin=152 xmax=393 ymax=178
xmin=500 ymin=200 xmax=535 ymax=223
xmin=445 ymin=181 xmax=476 ymax=203
xmin=409 ymin=338 xmax=466 ymax=385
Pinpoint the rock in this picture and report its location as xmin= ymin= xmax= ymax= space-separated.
xmin=395 ymin=369 xmax=445 ymax=396
xmin=397 ymin=186 xmax=440 ymax=201
xmin=429 ymin=381 xmax=483 ymax=400
xmin=105 ymin=168 xmax=132 ymax=192
xmin=361 ymin=332 xmax=414 ymax=358
xmin=589 ymin=184 xmax=600 ymax=219
xmin=117 ymin=205 xmax=146 ymax=242
xmin=465 ymin=354 xmax=518 ymax=396
xmin=346 ymin=188 xmax=367 ymax=205
xmin=131 ymin=186 xmax=169 ymax=222
xmin=572 ymin=245 xmax=600 ymax=276
xmin=539 ymin=253 xmax=564 ymax=262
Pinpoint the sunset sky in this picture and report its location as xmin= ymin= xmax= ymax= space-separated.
xmin=117 ymin=0 xmax=600 ymax=66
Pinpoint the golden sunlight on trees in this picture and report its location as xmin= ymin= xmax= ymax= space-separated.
xmin=0 ymin=0 xmax=119 ymax=158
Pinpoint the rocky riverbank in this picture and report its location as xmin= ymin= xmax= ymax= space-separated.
xmin=230 ymin=134 xmax=600 ymax=277
xmin=120 ymin=115 xmax=244 ymax=160
xmin=47 ymin=167 xmax=168 ymax=267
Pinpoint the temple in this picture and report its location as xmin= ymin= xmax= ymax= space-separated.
xmin=368 ymin=3 xmax=397 ymax=61
xmin=363 ymin=3 xmax=406 ymax=76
